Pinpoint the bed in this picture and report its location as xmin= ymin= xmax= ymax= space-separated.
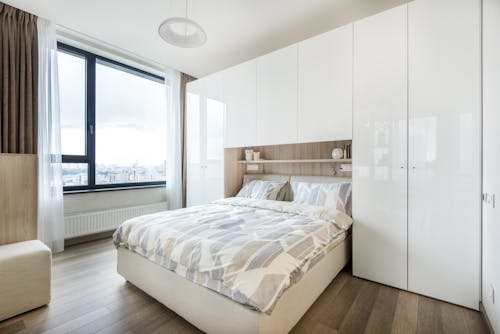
xmin=114 ymin=175 xmax=352 ymax=334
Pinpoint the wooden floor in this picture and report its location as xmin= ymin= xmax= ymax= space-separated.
xmin=0 ymin=239 xmax=489 ymax=334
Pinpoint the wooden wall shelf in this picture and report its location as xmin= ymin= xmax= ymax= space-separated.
xmin=224 ymin=140 xmax=353 ymax=197
xmin=237 ymin=159 xmax=352 ymax=164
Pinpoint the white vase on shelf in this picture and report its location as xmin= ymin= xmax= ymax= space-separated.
xmin=245 ymin=149 xmax=254 ymax=161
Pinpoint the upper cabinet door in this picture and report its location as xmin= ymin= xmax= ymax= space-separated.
xmin=257 ymin=45 xmax=298 ymax=145
xmin=298 ymin=24 xmax=353 ymax=143
xmin=223 ymin=60 xmax=257 ymax=148
xmin=408 ymin=0 xmax=481 ymax=309
xmin=203 ymin=72 xmax=224 ymax=101
xmin=352 ymin=5 xmax=408 ymax=290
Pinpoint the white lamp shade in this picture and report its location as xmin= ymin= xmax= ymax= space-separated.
xmin=158 ymin=17 xmax=207 ymax=48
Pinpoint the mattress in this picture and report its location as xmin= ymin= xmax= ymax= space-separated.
xmin=113 ymin=197 xmax=353 ymax=314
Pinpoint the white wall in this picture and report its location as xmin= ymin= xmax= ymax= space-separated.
xmin=64 ymin=188 xmax=166 ymax=215
xmin=482 ymin=0 xmax=500 ymax=331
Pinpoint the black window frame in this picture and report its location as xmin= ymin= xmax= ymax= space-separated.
xmin=58 ymin=42 xmax=166 ymax=193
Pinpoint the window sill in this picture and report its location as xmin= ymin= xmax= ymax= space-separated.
xmin=64 ymin=184 xmax=166 ymax=195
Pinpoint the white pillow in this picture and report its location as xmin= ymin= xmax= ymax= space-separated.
xmin=236 ymin=180 xmax=287 ymax=200
xmin=291 ymin=181 xmax=352 ymax=215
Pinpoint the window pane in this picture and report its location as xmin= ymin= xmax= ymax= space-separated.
xmin=62 ymin=163 xmax=88 ymax=186
xmin=95 ymin=61 xmax=166 ymax=185
xmin=58 ymin=51 xmax=86 ymax=155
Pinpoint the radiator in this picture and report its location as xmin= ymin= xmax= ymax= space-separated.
xmin=65 ymin=202 xmax=168 ymax=238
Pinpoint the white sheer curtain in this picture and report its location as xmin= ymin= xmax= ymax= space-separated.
xmin=165 ymin=69 xmax=182 ymax=210
xmin=37 ymin=18 xmax=65 ymax=253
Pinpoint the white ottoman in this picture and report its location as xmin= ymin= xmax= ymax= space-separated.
xmin=0 ymin=240 xmax=51 ymax=321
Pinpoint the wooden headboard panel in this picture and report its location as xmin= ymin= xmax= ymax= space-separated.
xmin=243 ymin=174 xmax=291 ymax=184
xmin=224 ymin=140 xmax=352 ymax=197
xmin=0 ymin=154 xmax=38 ymax=245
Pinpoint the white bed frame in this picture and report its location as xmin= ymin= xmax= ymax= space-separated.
xmin=117 ymin=174 xmax=352 ymax=334
xmin=117 ymin=237 xmax=350 ymax=334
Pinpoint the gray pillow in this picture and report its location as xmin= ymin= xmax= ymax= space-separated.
xmin=291 ymin=181 xmax=352 ymax=215
xmin=236 ymin=180 xmax=287 ymax=200
xmin=276 ymin=182 xmax=292 ymax=201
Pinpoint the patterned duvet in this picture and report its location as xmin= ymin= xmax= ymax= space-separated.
xmin=113 ymin=197 xmax=353 ymax=314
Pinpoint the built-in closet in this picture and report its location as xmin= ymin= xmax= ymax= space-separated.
xmin=185 ymin=0 xmax=482 ymax=311
xmin=353 ymin=0 xmax=481 ymax=310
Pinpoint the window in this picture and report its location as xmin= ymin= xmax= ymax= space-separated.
xmin=57 ymin=43 xmax=167 ymax=192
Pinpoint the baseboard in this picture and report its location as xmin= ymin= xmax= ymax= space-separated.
xmin=480 ymin=302 xmax=495 ymax=334
xmin=64 ymin=230 xmax=114 ymax=247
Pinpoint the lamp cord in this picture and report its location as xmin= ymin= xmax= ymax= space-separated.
xmin=184 ymin=0 xmax=188 ymax=36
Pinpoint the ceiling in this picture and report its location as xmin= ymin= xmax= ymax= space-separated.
xmin=5 ymin=0 xmax=410 ymax=77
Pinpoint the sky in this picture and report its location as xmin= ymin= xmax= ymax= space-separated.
xmin=58 ymin=51 xmax=167 ymax=166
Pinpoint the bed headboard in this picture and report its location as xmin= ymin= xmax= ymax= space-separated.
xmin=289 ymin=175 xmax=351 ymax=184
xmin=242 ymin=174 xmax=291 ymax=184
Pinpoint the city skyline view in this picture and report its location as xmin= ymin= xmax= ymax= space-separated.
xmin=62 ymin=162 xmax=166 ymax=187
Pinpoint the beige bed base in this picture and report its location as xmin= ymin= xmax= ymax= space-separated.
xmin=117 ymin=236 xmax=350 ymax=334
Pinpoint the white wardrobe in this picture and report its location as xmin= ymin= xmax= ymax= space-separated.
xmin=353 ymin=0 xmax=481 ymax=310
xmin=482 ymin=0 xmax=500 ymax=331
xmin=185 ymin=74 xmax=226 ymax=207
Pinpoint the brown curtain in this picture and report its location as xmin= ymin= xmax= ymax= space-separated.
xmin=0 ymin=3 xmax=38 ymax=154
xmin=180 ymin=72 xmax=196 ymax=208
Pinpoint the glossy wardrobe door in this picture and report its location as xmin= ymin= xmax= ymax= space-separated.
xmin=223 ymin=60 xmax=257 ymax=148
xmin=186 ymin=76 xmax=226 ymax=207
xmin=204 ymin=97 xmax=225 ymax=203
xmin=298 ymin=24 xmax=353 ymax=143
xmin=202 ymin=74 xmax=225 ymax=204
xmin=482 ymin=0 xmax=500 ymax=327
xmin=257 ymin=45 xmax=298 ymax=145
xmin=353 ymin=5 xmax=408 ymax=290
xmin=407 ymin=0 xmax=481 ymax=309
xmin=186 ymin=81 xmax=205 ymax=207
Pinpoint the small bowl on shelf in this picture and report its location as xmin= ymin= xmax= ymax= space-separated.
xmin=332 ymin=148 xmax=344 ymax=160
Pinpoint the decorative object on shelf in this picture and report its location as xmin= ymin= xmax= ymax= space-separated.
xmin=245 ymin=149 xmax=254 ymax=161
xmin=332 ymin=148 xmax=344 ymax=160
xmin=342 ymin=144 xmax=352 ymax=159
xmin=158 ymin=0 xmax=207 ymax=48
xmin=253 ymin=152 xmax=261 ymax=161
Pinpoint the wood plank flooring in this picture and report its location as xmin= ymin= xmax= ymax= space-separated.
xmin=0 ymin=239 xmax=489 ymax=334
